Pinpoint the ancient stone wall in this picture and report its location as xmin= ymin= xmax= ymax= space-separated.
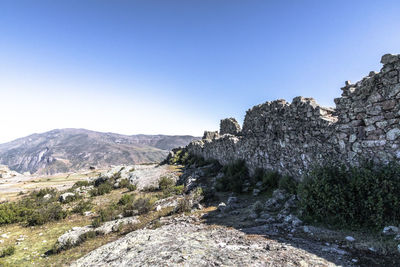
xmin=187 ymin=54 xmax=400 ymax=178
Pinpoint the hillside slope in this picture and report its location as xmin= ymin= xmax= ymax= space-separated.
xmin=0 ymin=129 xmax=198 ymax=174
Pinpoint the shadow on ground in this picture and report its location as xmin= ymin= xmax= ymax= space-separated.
xmin=200 ymin=193 xmax=400 ymax=267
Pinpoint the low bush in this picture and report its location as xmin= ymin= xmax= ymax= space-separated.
xmin=98 ymin=203 xmax=120 ymax=222
xmin=72 ymin=180 xmax=91 ymax=188
xmin=27 ymin=203 xmax=67 ymax=226
xmin=278 ymin=175 xmax=298 ymax=195
xmin=158 ymin=176 xmax=185 ymax=197
xmin=80 ymin=230 xmax=96 ymax=241
xmin=158 ymin=177 xmax=175 ymax=191
xmin=0 ymin=202 xmax=31 ymax=225
xmin=90 ymin=182 xmax=113 ymax=196
xmin=260 ymin=170 xmax=280 ymax=191
xmin=127 ymin=184 xmax=137 ymax=192
xmin=299 ymin=161 xmax=400 ymax=229
xmin=142 ymin=185 xmax=158 ymax=192
xmin=216 ymin=160 xmax=249 ymax=193
xmin=127 ymin=196 xmax=156 ymax=215
xmin=118 ymin=179 xmax=130 ymax=188
xmin=118 ymin=194 xmax=135 ymax=205
xmin=0 ymin=246 xmax=15 ymax=258
xmin=201 ymin=187 xmax=218 ymax=203
xmin=72 ymin=200 xmax=92 ymax=215
xmin=168 ymin=149 xmax=190 ymax=165
xmin=30 ymin=188 xmax=57 ymax=199
xmin=174 ymin=196 xmax=192 ymax=214
xmin=92 ymin=217 xmax=101 ymax=228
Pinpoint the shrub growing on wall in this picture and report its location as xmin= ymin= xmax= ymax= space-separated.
xmin=298 ymin=161 xmax=400 ymax=229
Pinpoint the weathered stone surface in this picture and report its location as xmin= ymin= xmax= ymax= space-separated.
xmin=186 ymin=54 xmax=400 ymax=177
xmin=95 ymin=217 xmax=139 ymax=235
xmin=202 ymin=131 xmax=219 ymax=140
xmin=219 ymin=118 xmax=241 ymax=135
xmin=56 ymin=226 xmax=93 ymax=250
xmin=73 ymin=219 xmax=344 ymax=267
xmin=59 ymin=192 xmax=75 ymax=203
xmin=0 ymin=165 xmax=20 ymax=178
xmin=382 ymin=226 xmax=399 ymax=236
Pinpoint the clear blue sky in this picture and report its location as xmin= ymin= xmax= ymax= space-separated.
xmin=0 ymin=0 xmax=399 ymax=142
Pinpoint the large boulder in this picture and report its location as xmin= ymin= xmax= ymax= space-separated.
xmin=59 ymin=192 xmax=75 ymax=203
xmin=382 ymin=226 xmax=399 ymax=236
xmin=56 ymin=226 xmax=93 ymax=250
xmin=265 ymin=189 xmax=289 ymax=212
xmin=0 ymin=165 xmax=21 ymax=178
xmin=95 ymin=217 xmax=140 ymax=235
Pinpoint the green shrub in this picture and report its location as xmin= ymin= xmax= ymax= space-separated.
xmin=27 ymin=203 xmax=67 ymax=226
xmin=299 ymin=161 xmax=400 ymax=229
xmin=174 ymin=196 xmax=192 ymax=213
xmin=72 ymin=200 xmax=92 ymax=215
xmin=173 ymin=185 xmax=184 ymax=195
xmin=118 ymin=194 xmax=135 ymax=205
xmin=127 ymin=184 xmax=137 ymax=192
xmin=127 ymin=196 xmax=156 ymax=215
xmin=278 ymin=175 xmax=298 ymax=195
xmin=142 ymin=185 xmax=158 ymax=192
xmin=216 ymin=160 xmax=249 ymax=193
xmin=90 ymin=182 xmax=113 ymax=196
xmin=0 ymin=246 xmax=15 ymax=258
xmin=158 ymin=176 xmax=185 ymax=197
xmin=98 ymin=203 xmax=120 ymax=222
xmin=80 ymin=230 xmax=96 ymax=241
xmin=73 ymin=180 xmax=90 ymax=188
xmin=30 ymin=188 xmax=57 ymax=199
xmin=0 ymin=202 xmax=32 ymax=225
xmin=261 ymin=171 xmax=280 ymax=190
xmin=119 ymin=179 xmax=130 ymax=188
xmin=92 ymin=217 xmax=101 ymax=228
xmin=158 ymin=177 xmax=175 ymax=191
xmin=201 ymin=187 xmax=218 ymax=203
xmin=0 ymin=188 xmax=68 ymax=226
xmin=168 ymin=149 xmax=190 ymax=165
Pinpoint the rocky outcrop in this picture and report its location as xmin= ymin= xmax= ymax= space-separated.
xmin=55 ymin=216 xmax=140 ymax=251
xmin=187 ymin=54 xmax=400 ymax=177
xmin=0 ymin=165 xmax=20 ymax=178
xmin=72 ymin=216 xmax=348 ymax=267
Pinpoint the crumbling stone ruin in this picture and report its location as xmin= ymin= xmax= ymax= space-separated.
xmin=219 ymin=118 xmax=241 ymax=135
xmin=187 ymin=54 xmax=400 ymax=178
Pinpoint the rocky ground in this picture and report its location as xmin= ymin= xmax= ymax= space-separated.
xmin=2 ymin=162 xmax=399 ymax=266
xmin=73 ymin=215 xmax=345 ymax=267
xmin=72 ymin=162 xmax=400 ymax=266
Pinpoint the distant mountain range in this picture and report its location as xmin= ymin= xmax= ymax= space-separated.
xmin=0 ymin=129 xmax=198 ymax=175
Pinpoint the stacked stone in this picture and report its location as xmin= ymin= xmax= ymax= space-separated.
xmin=334 ymin=54 xmax=400 ymax=164
xmin=187 ymin=54 xmax=400 ymax=178
xmin=202 ymin=131 xmax=219 ymax=140
xmin=219 ymin=118 xmax=241 ymax=135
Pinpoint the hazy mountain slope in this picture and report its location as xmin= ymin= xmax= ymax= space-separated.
xmin=0 ymin=129 xmax=198 ymax=174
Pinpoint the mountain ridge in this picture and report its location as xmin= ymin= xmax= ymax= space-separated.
xmin=0 ymin=128 xmax=199 ymax=174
